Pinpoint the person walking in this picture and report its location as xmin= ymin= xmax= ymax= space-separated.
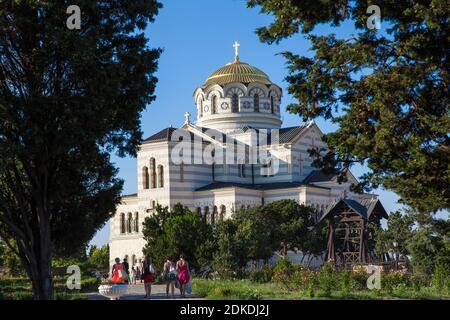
xmin=176 ymin=254 xmax=190 ymax=298
xmin=120 ymin=257 xmax=129 ymax=283
xmin=142 ymin=257 xmax=156 ymax=299
xmin=163 ymin=257 xmax=177 ymax=298
xmin=111 ymin=257 xmax=126 ymax=283
xmin=135 ymin=264 xmax=141 ymax=284
xmin=138 ymin=260 xmax=144 ymax=283
xmin=130 ymin=266 xmax=137 ymax=285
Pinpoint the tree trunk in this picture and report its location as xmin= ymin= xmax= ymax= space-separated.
xmin=16 ymin=211 xmax=53 ymax=300
xmin=37 ymin=210 xmax=53 ymax=300
xmin=15 ymin=235 xmax=53 ymax=300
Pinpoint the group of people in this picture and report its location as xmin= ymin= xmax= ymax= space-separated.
xmin=111 ymin=254 xmax=191 ymax=299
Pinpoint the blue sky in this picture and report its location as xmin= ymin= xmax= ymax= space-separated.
xmin=90 ymin=0 xmax=403 ymax=246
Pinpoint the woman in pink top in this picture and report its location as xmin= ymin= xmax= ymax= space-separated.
xmin=176 ymin=254 xmax=190 ymax=298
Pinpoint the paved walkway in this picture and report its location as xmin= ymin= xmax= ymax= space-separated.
xmin=86 ymin=283 xmax=205 ymax=300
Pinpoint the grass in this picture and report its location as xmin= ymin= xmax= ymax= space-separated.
xmin=0 ymin=276 xmax=97 ymax=300
xmin=191 ymin=278 xmax=450 ymax=300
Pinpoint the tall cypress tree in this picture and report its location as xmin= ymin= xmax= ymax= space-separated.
xmin=0 ymin=0 xmax=161 ymax=299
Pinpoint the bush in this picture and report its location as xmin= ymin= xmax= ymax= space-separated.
xmin=381 ymin=271 xmax=409 ymax=293
xmin=212 ymin=287 xmax=232 ymax=297
xmin=238 ymin=288 xmax=262 ymax=300
xmin=350 ymin=271 xmax=370 ymax=290
xmin=80 ymin=277 xmax=100 ymax=292
xmin=10 ymin=291 xmax=33 ymax=300
xmin=273 ymin=257 xmax=296 ymax=290
xmin=291 ymin=266 xmax=315 ymax=292
xmin=340 ymin=270 xmax=357 ymax=294
xmin=249 ymin=265 xmax=273 ymax=283
xmin=432 ymin=263 xmax=450 ymax=292
xmin=55 ymin=292 xmax=88 ymax=300
xmin=410 ymin=273 xmax=430 ymax=292
xmin=316 ymin=263 xmax=339 ymax=296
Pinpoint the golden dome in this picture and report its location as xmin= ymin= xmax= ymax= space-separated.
xmin=204 ymin=57 xmax=273 ymax=87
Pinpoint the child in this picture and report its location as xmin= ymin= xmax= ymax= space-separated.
xmin=131 ymin=266 xmax=137 ymax=284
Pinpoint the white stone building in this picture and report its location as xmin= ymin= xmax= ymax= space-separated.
xmin=109 ymin=45 xmax=378 ymax=268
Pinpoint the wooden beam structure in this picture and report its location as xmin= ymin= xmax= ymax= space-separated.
xmin=320 ymin=198 xmax=388 ymax=268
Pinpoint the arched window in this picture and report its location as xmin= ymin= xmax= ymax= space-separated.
xmin=158 ymin=165 xmax=164 ymax=188
xmin=270 ymin=96 xmax=275 ymax=114
xmin=196 ymin=207 xmax=202 ymax=216
xmin=142 ymin=167 xmax=149 ymax=189
xmin=199 ymin=99 xmax=203 ymax=117
xmin=134 ymin=212 xmax=139 ymax=233
xmin=150 ymin=158 xmax=156 ymax=188
xmin=212 ymin=95 xmax=217 ymax=114
xmin=220 ymin=205 xmax=226 ymax=222
xmin=253 ymin=94 xmax=259 ymax=112
xmin=204 ymin=207 xmax=210 ymax=224
xmin=231 ymin=93 xmax=239 ymax=112
xmin=127 ymin=212 xmax=132 ymax=233
xmin=180 ymin=162 xmax=184 ymax=182
xmin=120 ymin=213 xmax=125 ymax=234
xmin=212 ymin=206 xmax=218 ymax=226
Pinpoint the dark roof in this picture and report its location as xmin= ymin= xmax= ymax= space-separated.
xmin=195 ymin=181 xmax=329 ymax=192
xmin=143 ymin=125 xmax=307 ymax=146
xmin=143 ymin=127 xmax=178 ymax=143
xmin=319 ymin=198 xmax=388 ymax=222
xmin=303 ymin=170 xmax=337 ymax=184
xmin=278 ymin=125 xmax=307 ymax=144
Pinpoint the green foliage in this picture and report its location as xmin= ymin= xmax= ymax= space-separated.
xmin=272 ymin=257 xmax=296 ymax=290
xmin=9 ymin=291 xmax=33 ymax=300
xmin=261 ymin=200 xmax=322 ymax=256
xmin=249 ymin=265 xmax=273 ymax=284
xmin=340 ymin=270 xmax=357 ymax=294
xmin=238 ymin=288 xmax=263 ymax=300
xmin=408 ymin=226 xmax=450 ymax=273
xmin=88 ymin=245 xmax=110 ymax=270
xmin=0 ymin=241 xmax=25 ymax=277
xmin=410 ymin=273 xmax=431 ymax=292
xmin=142 ymin=204 xmax=213 ymax=271
xmin=432 ymin=263 xmax=450 ymax=292
xmin=316 ymin=263 xmax=339 ymax=296
xmin=381 ymin=271 xmax=410 ymax=294
xmin=375 ymin=211 xmax=414 ymax=259
xmin=291 ymin=266 xmax=315 ymax=293
xmin=248 ymin=0 xmax=449 ymax=213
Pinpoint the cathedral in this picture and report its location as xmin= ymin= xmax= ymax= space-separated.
xmin=109 ymin=43 xmax=379 ymax=268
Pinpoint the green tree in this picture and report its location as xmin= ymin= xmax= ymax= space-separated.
xmin=374 ymin=211 xmax=415 ymax=260
xmin=0 ymin=0 xmax=161 ymax=299
xmin=212 ymin=200 xmax=322 ymax=274
xmin=248 ymin=0 xmax=449 ymax=212
xmin=142 ymin=204 xmax=213 ymax=271
xmin=407 ymin=223 xmax=450 ymax=273
xmin=213 ymin=219 xmax=248 ymax=276
xmin=233 ymin=206 xmax=277 ymax=262
xmin=88 ymin=245 xmax=110 ymax=270
xmin=262 ymin=200 xmax=319 ymax=256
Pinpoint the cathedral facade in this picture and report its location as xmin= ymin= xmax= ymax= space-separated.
xmin=109 ymin=46 xmax=378 ymax=268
